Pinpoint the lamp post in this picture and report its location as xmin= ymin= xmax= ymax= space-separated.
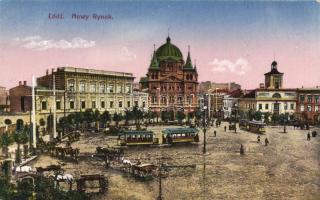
xmin=203 ymin=105 xmax=207 ymax=154
xmin=284 ymin=102 xmax=287 ymax=133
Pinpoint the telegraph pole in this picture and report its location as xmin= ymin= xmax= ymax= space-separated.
xmin=32 ymin=76 xmax=37 ymax=148
xmin=53 ymin=74 xmax=57 ymax=138
xmin=203 ymin=102 xmax=207 ymax=154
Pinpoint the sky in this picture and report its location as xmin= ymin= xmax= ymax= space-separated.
xmin=0 ymin=0 xmax=319 ymax=89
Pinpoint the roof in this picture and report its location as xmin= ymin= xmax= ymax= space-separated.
xmin=227 ymin=89 xmax=243 ymax=98
xmin=120 ymin=130 xmax=154 ymax=135
xmin=241 ymin=90 xmax=256 ymax=98
xmin=155 ymin=36 xmax=183 ymax=61
xmin=57 ymin=67 xmax=134 ymax=78
xmin=264 ymin=61 xmax=283 ymax=75
xmin=162 ymin=128 xmax=199 ymax=134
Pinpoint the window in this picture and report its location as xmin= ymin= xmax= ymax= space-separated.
xmin=169 ymin=96 xmax=174 ymax=103
xmin=119 ymin=101 xmax=123 ymax=108
xmin=67 ymin=80 xmax=75 ymax=92
xmin=152 ymin=96 xmax=157 ymax=104
xmin=90 ymin=83 xmax=96 ymax=92
xmin=315 ymin=106 xmax=319 ymax=112
xmin=315 ymin=95 xmax=319 ymax=104
xmin=161 ymin=96 xmax=167 ymax=104
xmin=56 ymin=101 xmax=61 ymax=110
xmin=109 ymin=84 xmax=114 ymax=93
xmin=125 ymin=84 xmax=131 ymax=93
xmin=81 ymin=101 xmax=86 ymax=109
xmin=272 ymin=93 xmax=281 ymax=98
xmin=307 ymin=105 xmax=312 ymax=112
xmin=127 ymin=101 xmax=130 ymax=108
xmin=300 ymin=105 xmax=304 ymax=112
xmin=259 ymin=104 xmax=262 ymax=110
xmin=110 ymin=101 xmax=114 ymax=108
xmin=177 ymin=97 xmax=183 ymax=103
xmin=101 ymin=101 xmax=105 ymax=109
xmin=300 ymin=95 xmax=305 ymax=102
xmin=99 ymin=83 xmax=105 ymax=93
xmin=265 ymin=104 xmax=269 ymax=110
xmin=284 ymin=103 xmax=288 ymax=110
xmin=307 ymin=95 xmax=312 ymax=103
xmin=117 ymin=84 xmax=122 ymax=93
xmin=134 ymin=101 xmax=138 ymax=107
xmin=92 ymin=101 xmax=96 ymax=109
xmin=142 ymin=101 xmax=146 ymax=108
xmin=70 ymin=101 xmax=75 ymax=109
xmin=41 ymin=101 xmax=47 ymax=110
xmin=290 ymin=103 xmax=294 ymax=110
xmin=79 ymin=81 xmax=86 ymax=92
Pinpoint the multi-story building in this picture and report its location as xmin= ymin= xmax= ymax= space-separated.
xmin=223 ymin=89 xmax=243 ymax=119
xmin=0 ymin=86 xmax=9 ymax=112
xmin=255 ymin=61 xmax=297 ymax=115
xmin=9 ymin=81 xmax=32 ymax=113
xmin=140 ymin=36 xmax=199 ymax=115
xmin=199 ymin=81 xmax=241 ymax=94
xmin=36 ymin=67 xmax=148 ymax=115
xmin=296 ymin=87 xmax=320 ymax=123
xmin=238 ymin=90 xmax=256 ymax=113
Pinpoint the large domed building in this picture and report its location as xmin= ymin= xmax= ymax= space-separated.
xmin=140 ymin=36 xmax=199 ymax=116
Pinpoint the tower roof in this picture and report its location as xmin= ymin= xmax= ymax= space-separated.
xmin=184 ymin=46 xmax=193 ymax=69
xmin=155 ymin=36 xmax=183 ymax=61
xmin=264 ymin=60 xmax=283 ymax=75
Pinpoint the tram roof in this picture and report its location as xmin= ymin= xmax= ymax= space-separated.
xmin=120 ymin=130 xmax=154 ymax=135
xmin=249 ymin=121 xmax=266 ymax=125
xmin=162 ymin=128 xmax=199 ymax=134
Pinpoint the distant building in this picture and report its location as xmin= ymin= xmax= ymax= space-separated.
xmin=199 ymin=81 xmax=241 ymax=94
xmin=238 ymin=90 xmax=256 ymax=113
xmin=0 ymin=86 xmax=9 ymax=112
xmin=223 ymin=89 xmax=243 ymax=119
xmin=9 ymin=81 xmax=32 ymax=113
xmin=296 ymin=87 xmax=320 ymax=123
xmin=140 ymin=36 xmax=199 ymax=115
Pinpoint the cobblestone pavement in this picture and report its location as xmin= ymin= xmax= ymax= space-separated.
xmin=30 ymin=122 xmax=320 ymax=200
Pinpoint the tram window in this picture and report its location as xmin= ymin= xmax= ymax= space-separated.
xmin=182 ymin=134 xmax=185 ymax=137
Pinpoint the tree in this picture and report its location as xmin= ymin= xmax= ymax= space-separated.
xmin=253 ymin=111 xmax=262 ymax=121
xmin=13 ymin=127 xmax=29 ymax=163
xmin=47 ymin=114 xmax=54 ymax=133
xmin=113 ymin=112 xmax=123 ymax=127
xmin=187 ymin=112 xmax=195 ymax=124
xmin=124 ymin=109 xmax=133 ymax=125
xmin=84 ymin=109 xmax=94 ymax=126
xmin=263 ymin=112 xmax=271 ymax=124
xmin=16 ymin=119 xmax=24 ymax=132
xmin=132 ymin=106 xmax=144 ymax=129
xmin=176 ymin=111 xmax=186 ymax=124
xmin=93 ymin=109 xmax=101 ymax=130
xmin=161 ymin=111 xmax=170 ymax=123
xmin=0 ymin=132 xmax=13 ymax=158
xmin=74 ymin=111 xmax=84 ymax=129
xmin=100 ymin=111 xmax=111 ymax=128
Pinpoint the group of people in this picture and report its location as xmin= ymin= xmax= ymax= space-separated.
xmin=257 ymin=135 xmax=269 ymax=146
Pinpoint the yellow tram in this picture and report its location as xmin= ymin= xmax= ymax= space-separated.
xmin=239 ymin=119 xmax=266 ymax=134
xmin=162 ymin=128 xmax=199 ymax=144
xmin=117 ymin=131 xmax=159 ymax=146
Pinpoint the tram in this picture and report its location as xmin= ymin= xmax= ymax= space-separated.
xmin=239 ymin=119 xmax=266 ymax=134
xmin=162 ymin=128 xmax=199 ymax=144
xmin=117 ymin=130 xmax=159 ymax=146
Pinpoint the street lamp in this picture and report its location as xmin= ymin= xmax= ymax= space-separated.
xmin=203 ymin=105 xmax=207 ymax=154
xmin=284 ymin=102 xmax=287 ymax=133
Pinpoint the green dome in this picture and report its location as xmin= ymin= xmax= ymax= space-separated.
xmin=155 ymin=36 xmax=183 ymax=61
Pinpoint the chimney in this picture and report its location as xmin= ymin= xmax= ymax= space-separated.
xmin=46 ymin=69 xmax=49 ymax=75
xmin=23 ymin=81 xmax=27 ymax=86
xmin=19 ymin=81 xmax=22 ymax=86
xmin=259 ymin=83 xmax=265 ymax=89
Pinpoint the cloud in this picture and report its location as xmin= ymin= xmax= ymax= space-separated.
xmin=14 ymin=36 xmax=95 ymax=50
xmin=119 ymin=46 xmax=137 ymax=61
xmin=209 ymin=58 xmax=251 ymax=75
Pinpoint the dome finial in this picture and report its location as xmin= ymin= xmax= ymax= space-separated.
xmin=153 ymin=44 xmax=156 ymax=52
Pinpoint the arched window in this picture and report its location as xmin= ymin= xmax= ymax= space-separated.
xmin=272 ymin=93 xmax=281 ymax=98
xmin=67 ymin=79 xmax=75 ymax=92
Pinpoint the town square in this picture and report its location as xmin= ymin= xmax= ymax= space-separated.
xmin=0 ymin=1 xmax=319 ymax=200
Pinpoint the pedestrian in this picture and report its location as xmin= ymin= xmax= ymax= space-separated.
xmin=224 ymin=126 xmax=227 ymax=132
xmin=307 ymin=132 xmax=311 ymax=141
xmin=234 ymin=126 xmax=237 ymax=133
xmin=214 ymin=130 xmax=217 ymax=137
xmin=265 ymin=138 xmax=269 ymax=146
xmin=257 ymin=135 xmax=260 ymax=143
xmin=240 ymin=144 xmax=244 ymax=155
